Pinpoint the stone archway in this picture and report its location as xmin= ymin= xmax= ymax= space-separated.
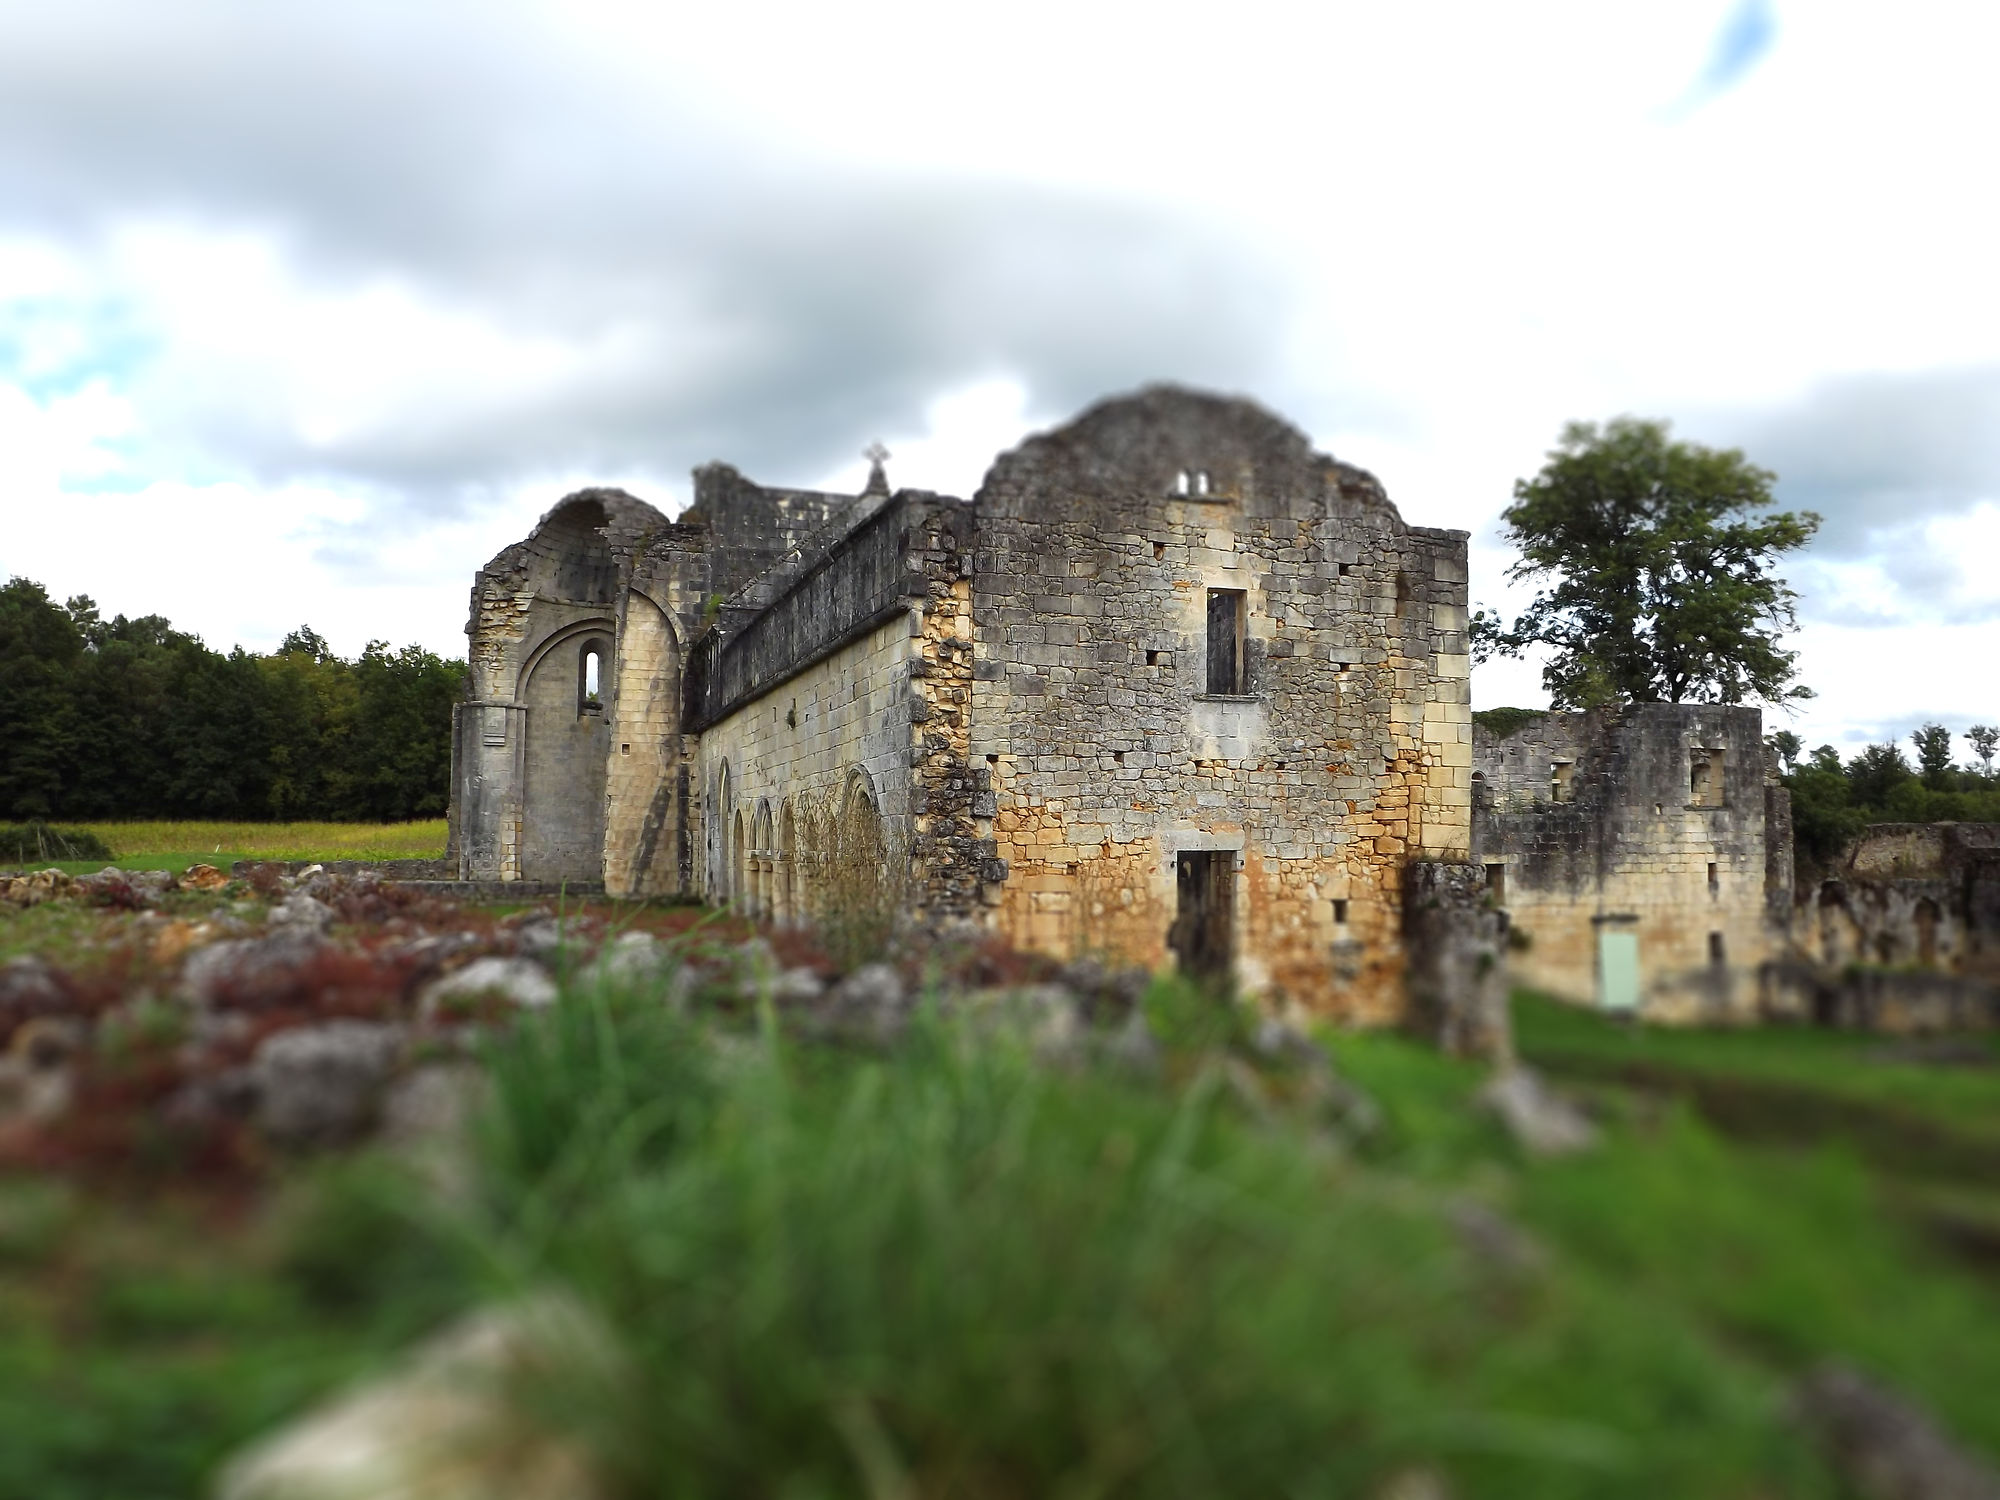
xmin=517 ymin=619 xmax=615 ymax=883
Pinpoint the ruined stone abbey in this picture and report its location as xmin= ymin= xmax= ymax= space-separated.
xmin=447 ymin=383 xmax=1995 ymax=1027
xmin=449 ymin=387 xmax=1474 ymax=1020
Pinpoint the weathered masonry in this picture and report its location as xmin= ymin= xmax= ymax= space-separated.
xmin=1774 ymin=822 xmax=2000 ymax=1031
xmin=1471 ymin=704 xmax=1794 ymax=1020
xmin=449 ymin=387 xmax=1475 ymax=1020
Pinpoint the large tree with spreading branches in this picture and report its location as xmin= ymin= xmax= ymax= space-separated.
xmin=1471 ymin=418 xmax=1819 ymax=709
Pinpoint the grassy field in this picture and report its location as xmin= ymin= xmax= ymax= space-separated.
xmin=5 ymin=975 xmax=1998 ymax=1496
xmin=9 ymin=820 xmax=448 ymax=876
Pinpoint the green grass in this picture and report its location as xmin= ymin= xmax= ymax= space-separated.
xmin=1 ymin=819 xmax=449 ymax=877
xmin=1516 ymin=994 xmax=2000 ymax=1182
xmin=0 ymin=1163 xmax=476 ymax=1500
xmin=5 ymin=977 xmax=1999 ymax=1495
xmin=471 ymin=989 xmax=1829 ymax=1498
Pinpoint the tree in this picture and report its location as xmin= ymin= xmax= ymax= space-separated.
xmin=1968 ymin=725 xmax=1998 ymax=777
xmin=1846 ymin=743 xmax=1913 ymax=808
xmin=0 ymin=579 xmax=84 ymax=818
xmin=1767 ymin=729 xmax=1803 ymax=775
xmin=1910 ymin=723 xmax=1955 ymax=789
xmin=279 ymin=625 xmax=334 ymax=663
xmin=1471 ymin=418 xmax=1820 ymax=709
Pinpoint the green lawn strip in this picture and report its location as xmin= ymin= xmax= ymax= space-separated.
xmin=1508 ymin=995 xmax=2000 ymax=1466
xmin=1516 ymin=995 xmax=2000 ymax=1166
xmin=1515 ymin=1112 xmax=2000 ymax=1468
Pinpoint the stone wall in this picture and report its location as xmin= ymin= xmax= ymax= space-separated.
xmin=451 ymin=384 xmax=1479 ymax=1029
xmin=1806 ymin=822 xmax=2000 ymax=981
xmin=451 ymin=491 xmax=668 ymax=884
xmin=693 ymin=612 xmax=919 ymax=920
xmin=1472 ymin=703 xmax=1791 ymax=1021
xmin=965 ymin=387 xmax=1470 ymax=1019
xmin=453 ymin=472 xmax=859 ymax=891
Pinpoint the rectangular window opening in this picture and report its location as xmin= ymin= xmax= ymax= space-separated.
xmin=1707 ymin=862 xmax=1719 ymax=896
xmin=1205 ymin=589 xmax=1246 ymax=695
xmin=1690 ymin=747 xmax=1726 ymax=807
xmin=1332 ymin=898 xmax=1349 ymax=925
xmin=1551 ymin=760 xmax=1575 ymax=802
xmin=1484 ymin=863 xmax=1506 ymax=905
xmin=1709 ymin=932 xmax=1727 ymax=967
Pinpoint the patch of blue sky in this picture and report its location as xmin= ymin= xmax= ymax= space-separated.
xmin=1660 ymin=0 xmax=1777 ymax=120
xmin=0 ymin=295 xmax=156 ymax=403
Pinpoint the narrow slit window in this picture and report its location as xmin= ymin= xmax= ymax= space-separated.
xmin=579 ymin=641 xmax=606 ymax=715
xmin=1709 ymin=932 xmax=1727 ymax=967
xmin=1332 ymin=898 xmax=1349 ymax=926
xmin=1485 ymin=863 xmax=1507 ymax=904
xmin=1205 ymin=589 xmax=1246 ymax=694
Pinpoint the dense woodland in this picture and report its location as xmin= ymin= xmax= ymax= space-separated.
xmin=0 ymin=577 xmax=464 ymax=823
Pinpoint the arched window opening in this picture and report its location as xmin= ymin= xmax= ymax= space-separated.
xmin=778 ymin=802 xmax=797 ymax=927
xmin=577 ymin=638 xmax=609 ymax=716
xmin=714 ymin=762 xmax=733 ymax=900
xmin=732 ymin=810 xmax=747 ymax=912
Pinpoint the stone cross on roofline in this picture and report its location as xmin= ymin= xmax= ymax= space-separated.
xmin=863 ymin=441 xmax=891 ymax=497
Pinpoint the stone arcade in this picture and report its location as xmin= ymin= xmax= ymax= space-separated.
xmin=448 ymin=387 xmax=1476 ymax=1021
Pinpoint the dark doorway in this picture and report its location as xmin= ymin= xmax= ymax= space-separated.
xmin=1173 ymin=850 xmax=1235 ymax=982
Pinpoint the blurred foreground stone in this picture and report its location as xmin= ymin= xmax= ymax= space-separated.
xmin=1476 ymin=1066 xmax=1598 ymax=1156
xmin=215 ymin=1294 xmax=617 ymax=1500
xmin=1795 ymin=1364 xmax=2000 ymax=1500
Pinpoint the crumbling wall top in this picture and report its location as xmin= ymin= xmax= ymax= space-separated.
xmin=973 ymin=384 xmax=1397 ymax=524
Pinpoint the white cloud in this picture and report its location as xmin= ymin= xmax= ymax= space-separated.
xmin=0 ymin=0 xmax=1997 ymax=747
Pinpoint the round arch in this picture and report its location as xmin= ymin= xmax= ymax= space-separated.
xmin=514 ymin=618 xmax=618 ymax=704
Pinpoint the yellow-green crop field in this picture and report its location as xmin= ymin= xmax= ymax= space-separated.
xmin=49 ymin=820 xmax=448 ymax=874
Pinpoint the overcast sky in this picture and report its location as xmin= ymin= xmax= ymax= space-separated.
xmin=4 ymin=0 xmax=1997 ymax=757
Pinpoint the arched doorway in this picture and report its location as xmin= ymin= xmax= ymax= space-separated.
xmin=518 ymin=620 xmax=615 ymax=883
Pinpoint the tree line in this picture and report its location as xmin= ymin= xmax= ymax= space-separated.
xmin=1773 ymin=724 xmax=2000 ymax=874
xmin=0 ymin=577 xmax=465 ymax=823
